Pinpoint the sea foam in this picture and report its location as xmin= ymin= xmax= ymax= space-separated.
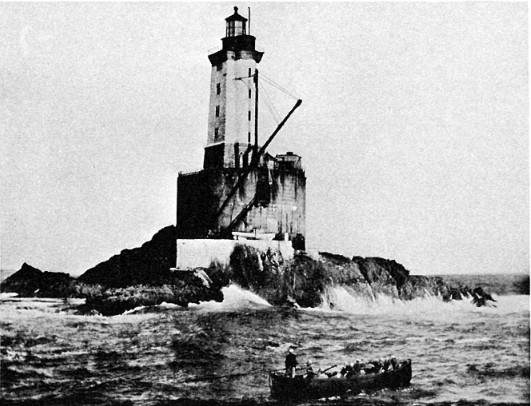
xmin=190 ymin=284 xmax=271 ymax=311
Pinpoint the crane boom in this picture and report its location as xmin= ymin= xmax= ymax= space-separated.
xmin=251 ymin=99 xmax=302 ymax=166
xmin=212 ymin=99 xmax=302 ymax=235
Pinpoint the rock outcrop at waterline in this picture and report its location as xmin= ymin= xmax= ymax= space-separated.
xmin=225 ymin=247 xmax=470 ymax=307
xmin=0 ymin=263 xmax=77 ymax=298
xmin=78 ymin=226 xmax=178 ymax=287
xmin=1 ymin=225 xmax=489 ymax=314
xmin=79 ymin=267 xmax=229 ymax=316
xmin=1 ymin=226 xmax=230 ymax=315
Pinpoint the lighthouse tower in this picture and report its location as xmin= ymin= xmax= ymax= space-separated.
xmin=176 ymin=7 xmax=306 ymax=269
xmin=204 ymin=7 xmax=263 ymax=169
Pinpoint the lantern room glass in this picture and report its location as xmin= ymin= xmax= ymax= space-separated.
xmin=227 ymin=20 xmax=246 ymax=37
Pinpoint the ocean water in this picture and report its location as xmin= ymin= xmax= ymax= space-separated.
xmin=0 ymin=286 xmax=529 ymax=406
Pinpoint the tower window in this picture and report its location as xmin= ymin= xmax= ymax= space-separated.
xmin=217 ymin=63 xmax=222 ymax=71
xmin=215 ymin=105 xmax=220 ymax=117
xmin=248 ymin=68 xmax=252 ymax=77
xmin=248 ymin=111 xmax=251 ymax=121
xmin=249 ymin=89 xmax=252 ymax=99
xmin=216 ymin=83 xmax=221 ymax=95
xmin=214 ymin=127 xmax=219 ymax=139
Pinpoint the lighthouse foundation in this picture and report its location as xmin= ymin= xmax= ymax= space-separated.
xmin=177 ymin=163 xmax=306 ymax=248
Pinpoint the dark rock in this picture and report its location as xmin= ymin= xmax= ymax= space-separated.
xmin=225 ymin=248 xmax=465 ymax=307
xmin=78 ymin=226 xmax=177 ymax=287
xmin=354 ymin=257 xmax=409 ymax=287
xmin=471 ymin=286 xmax=497 ymax=307
xmin=0 ymin=263 xmax=76 ymax=298
xmin=226 ymin=247 xmax=327 ymax=307
xmin=80 ymin=265 xmax=230 ymax=316
xmin=514 ymin=275 xmax=529 ymax=295
xmin=320 ymin=252 xmax=365 ymax=283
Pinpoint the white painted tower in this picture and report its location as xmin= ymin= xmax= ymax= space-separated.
xmin=204 ymin=7 xmax=264 ymax=169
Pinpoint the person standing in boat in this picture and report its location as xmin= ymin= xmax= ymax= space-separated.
xmin=285 ymin=348 xmax=298 ymax=378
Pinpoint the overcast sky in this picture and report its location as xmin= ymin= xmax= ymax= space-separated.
xmin=1 ymin=2 xmax=528 ymax=276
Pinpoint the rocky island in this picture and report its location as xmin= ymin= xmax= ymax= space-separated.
xmin=1 ymin=225 xmax=504 ymax=316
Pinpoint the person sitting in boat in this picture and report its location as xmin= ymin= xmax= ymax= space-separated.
xmin=350 ymin=359 xmax=365 ymax=376
xmin=371 ymin=358 xmax=384 ymax=373
xmin=390 ymin=357 xmax=398 ymax=370
xmin=391 ymin=358 xmax=398 ymax=370
xmin=382 ymin=358 xmax=391 ymax=371
xmin=362 ymin=361 xmax=376 ymax=374
xmin=383 ymin=356 xmax=398 ymax=371
xmin=363 ymin=359 xmax=381 ymax=374
xmin=343 ymin=361 xmax=362 ymax=378
xmin=325 ymin=368 xmax=338 ymax=379
xmin=304 ymin=360 xmax=319 ymax=379
xmin=340 ymin=362 xmax=351 ymax=377
xmin=285 ymin=348 xmax=298 ymax=378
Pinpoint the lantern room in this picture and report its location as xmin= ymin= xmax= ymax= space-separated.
xmin=225 ymin=7 xmax=247 ymax=37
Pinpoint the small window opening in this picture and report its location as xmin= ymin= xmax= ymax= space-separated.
xmin=215 ymin=105 xmax=220 ymax=117
xmin=216 ymin=83 xmax=221 ymax=95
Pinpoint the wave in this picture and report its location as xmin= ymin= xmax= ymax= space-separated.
xmin=318 ymin=286 xmax=529 ymax=317
xmin=190 ymin=284 xmax=528 ymax=317
xmin=0 ymin=292 xmax=19 ymax=299
xmin=190 ymin=284 xmax=272 ymax=312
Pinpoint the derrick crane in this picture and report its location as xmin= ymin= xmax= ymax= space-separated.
xmin=214 ymin=98 xmax=302 ymax=238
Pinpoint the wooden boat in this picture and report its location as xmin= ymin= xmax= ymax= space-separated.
xmin=269 ymin=359 xmax=412 ymax=400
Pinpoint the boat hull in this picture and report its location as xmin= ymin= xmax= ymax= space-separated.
xmin=269 ymin=359 xmax=412 ymax=400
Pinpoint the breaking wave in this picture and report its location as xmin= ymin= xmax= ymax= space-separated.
xmin=317 ymin=285 xmax=523 ymax=317
xmin=191 ymin=284 xmax=271 ymax=311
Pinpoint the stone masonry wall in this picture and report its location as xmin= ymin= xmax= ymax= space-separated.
xmin=177 ymin=166 xmax=305 ymax=242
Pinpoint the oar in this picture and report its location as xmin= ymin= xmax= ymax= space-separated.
xmin=182 ymin=368 xmax=267 ymax=383
xmin=322 ymin=364 xmax=337 ymax=373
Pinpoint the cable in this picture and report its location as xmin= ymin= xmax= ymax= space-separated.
xmin=259 ymin=81 xmax=281 ymax=124
xmin=259 ymin=71 xmax=299 ymax=100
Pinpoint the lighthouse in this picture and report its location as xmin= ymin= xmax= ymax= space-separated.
xmin=204 ymin=7 xmax=263 ymax=169
xmin=176 ymin=7 xmax=306 ymax=269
